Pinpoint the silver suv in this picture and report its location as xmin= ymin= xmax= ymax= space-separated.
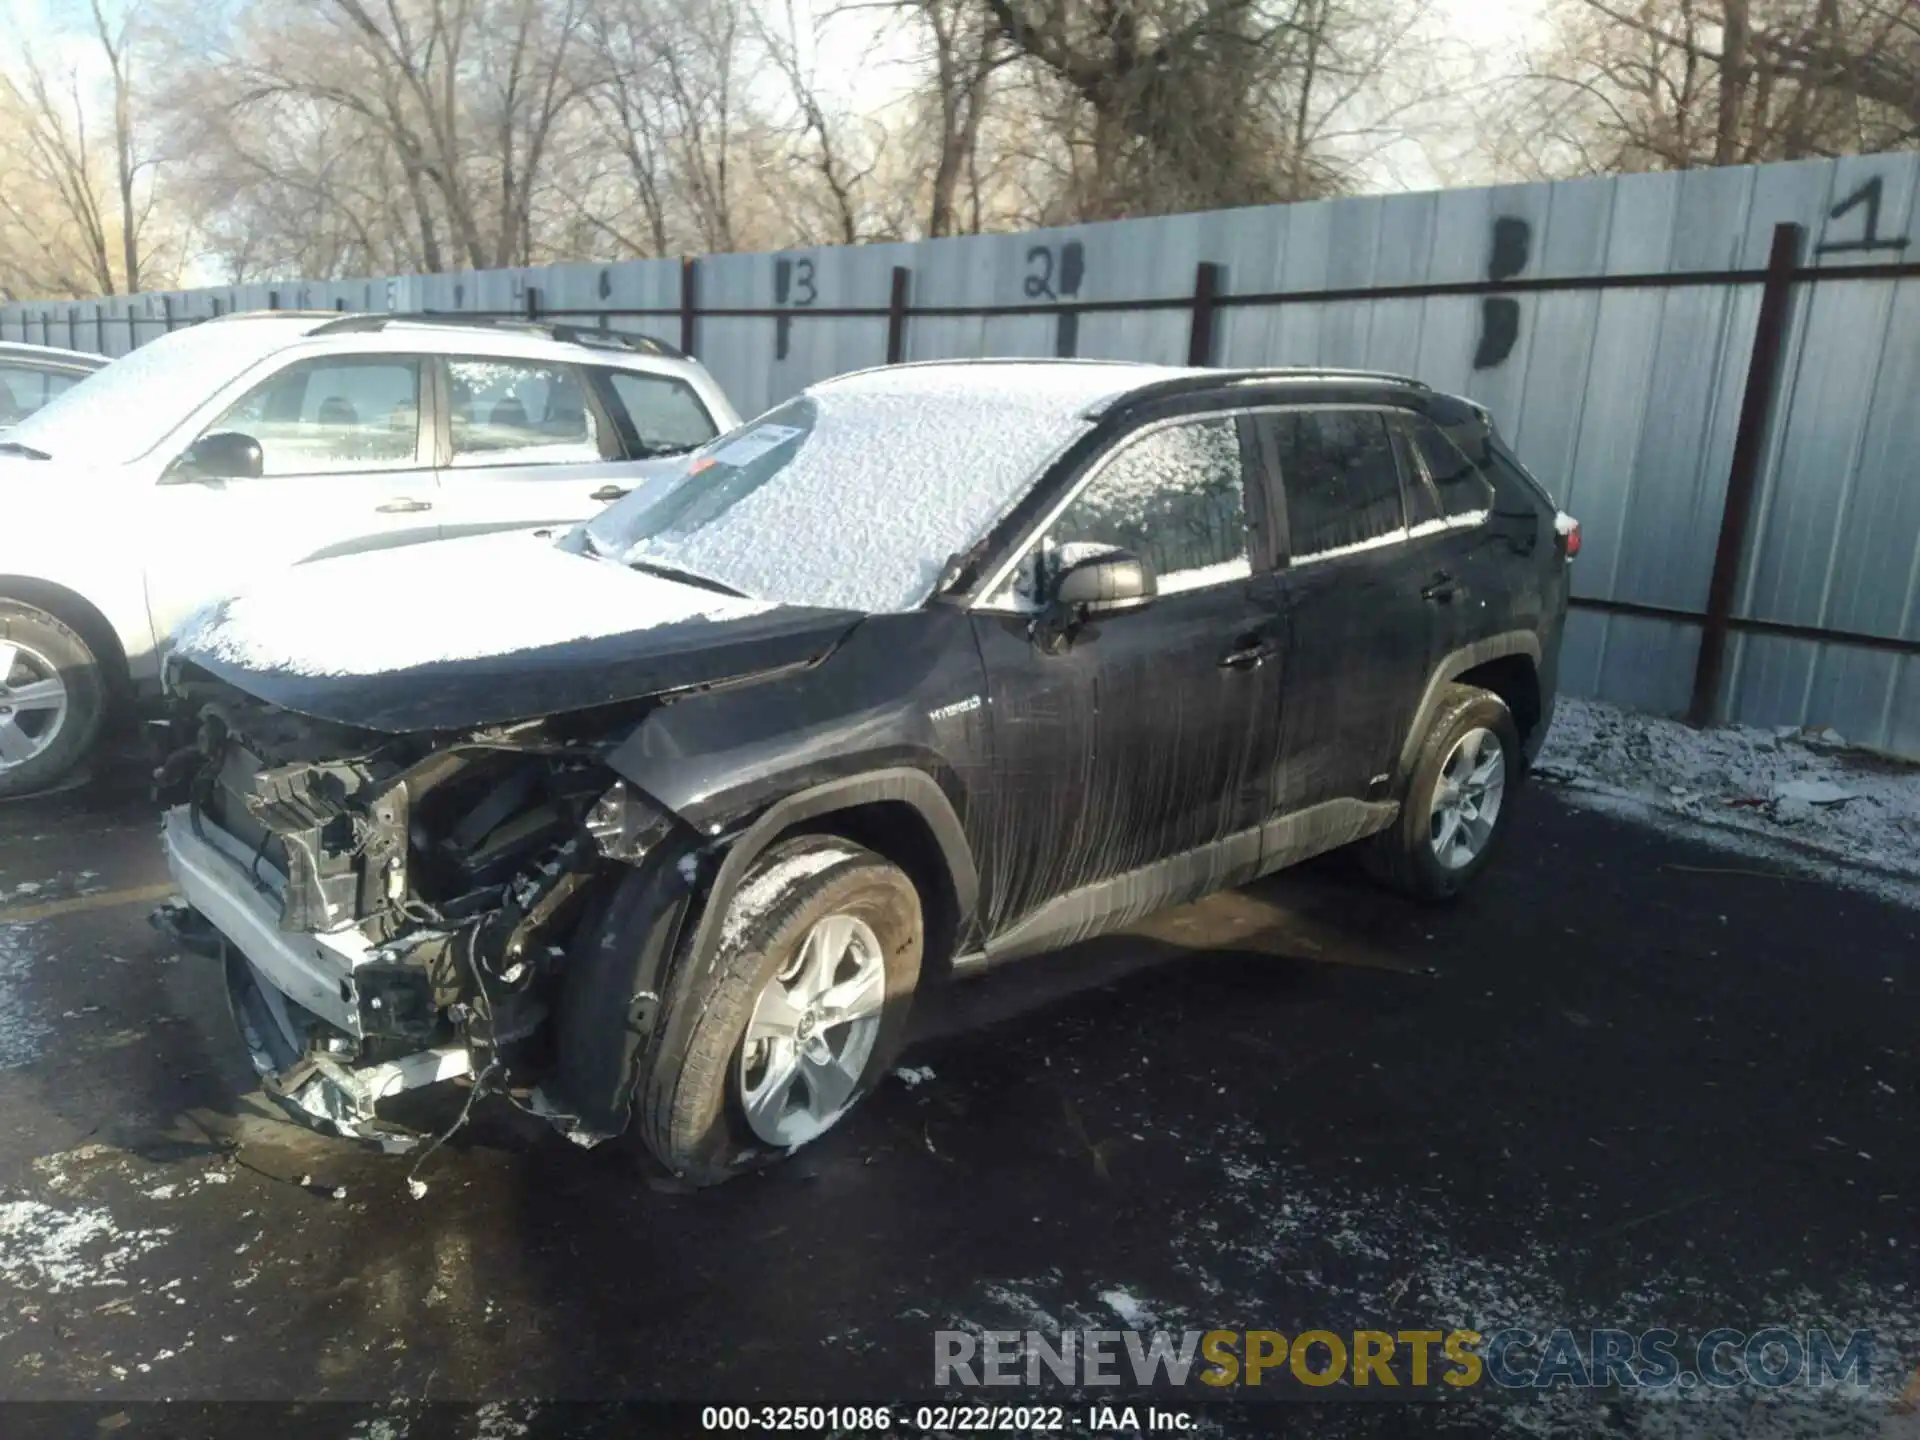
xmin=0 ymin=312 xmax=740 ymax=798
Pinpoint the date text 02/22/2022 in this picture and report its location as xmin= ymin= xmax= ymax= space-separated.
xmin=697 ymin=1405 xmax=1198 ymax=1431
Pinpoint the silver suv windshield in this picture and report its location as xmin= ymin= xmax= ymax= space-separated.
xmin=6 ymin=320 xmax=312 ymax=465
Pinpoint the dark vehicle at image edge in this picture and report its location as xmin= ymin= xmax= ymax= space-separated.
xmin=154 ymin=359 xmax=1577 ymax=1184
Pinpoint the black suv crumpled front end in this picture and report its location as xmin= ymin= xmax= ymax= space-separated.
xmin=150 ymin=551 xmax=865 ymax=1153
xmin=155 ymin=675 xmax=691 ymax=1150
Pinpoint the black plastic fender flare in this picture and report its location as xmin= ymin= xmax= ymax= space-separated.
xmin=692 ymin=768 xmax=978 ymax=958
xmin=549 ymin=768 xmax=978 ymax=1136
xmin=1394 ymin=631 xmax=1543 ymax=785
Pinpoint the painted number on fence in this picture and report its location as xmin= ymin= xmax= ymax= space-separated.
xmin=1817 ymin=176 xmax=1911 ymax=255
xmin=1024 ymin=241 xmax=1085 ymax=302
xmin=1476 ymin=215 xmax=1533 ymax=370
xmin=773 ymin=255 xmax=818 ymax=360
xmin=1024 ymin=240 xmax=1086 ymax=357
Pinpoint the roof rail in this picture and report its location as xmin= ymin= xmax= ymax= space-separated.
xmin=207 ymin=309 xmax=343 ymax=322
xmin=1106 ymin=366 xmax=1430 ymax=414
xmin=304 ymin=312 xmax=687 ymax=360
xmin=1225 ymin=366 xmax=1430 ymax=390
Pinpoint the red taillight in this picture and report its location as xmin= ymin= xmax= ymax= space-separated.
xmin=1555 ymin=511 xmax=1581 ymax=559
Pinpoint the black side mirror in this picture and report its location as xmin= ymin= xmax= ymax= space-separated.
xmin=170 ymin=431 xmax=263 ymax=483
xmin=1052 ymin=549 xmax=1155 ymax=618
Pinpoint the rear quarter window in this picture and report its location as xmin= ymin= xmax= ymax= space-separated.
xmin=598 ymin=369 xmax=719 ymax=457
xmin=1402 ymin=414 xmax=1494 ymax=521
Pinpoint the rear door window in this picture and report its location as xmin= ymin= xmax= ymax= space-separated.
xmin=446 ymin=359 xmax=605 ymax=466
xmin=1270 ymin=409 xmax=1405 ymax=562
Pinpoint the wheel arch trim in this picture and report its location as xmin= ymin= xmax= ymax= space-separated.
xmin=693 ymin=769 xmax=979 ymax=962
xmin=1395 ymin=631 xmax=1541 ymax=782
xmin=0 ymin=576 xmax=132 ymax=697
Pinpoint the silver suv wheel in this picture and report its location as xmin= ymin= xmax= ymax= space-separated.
xmin=0 ymin=639 xmax=69 ymax=772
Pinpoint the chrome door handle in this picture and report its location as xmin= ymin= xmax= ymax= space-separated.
xmin=376 ymin=498 xmax=433 ymax=514
xmin=591 ymin=484 xmax=629 ymax=502
xmin=1219 ymin=639 xmax=1278 ymax=670
xmin=1422 ymin=573 xmax=1459 ymax=603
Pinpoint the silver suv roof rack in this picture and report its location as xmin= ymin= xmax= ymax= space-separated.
xmin=306 ymin=312 xmax=687 ymax=360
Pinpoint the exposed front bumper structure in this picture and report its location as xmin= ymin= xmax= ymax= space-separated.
xmin=162 ymin=805 xmax=471 ymax=1148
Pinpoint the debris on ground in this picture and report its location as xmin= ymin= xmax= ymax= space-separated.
xmin=1535 ymin=698 xmax=1920 ymax=905
xmin=894 ymin=1066 xmax=936 ymax=1088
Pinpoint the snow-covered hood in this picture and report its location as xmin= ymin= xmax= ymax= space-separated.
xmin=169 ymin=530 xmax=865 ymax=733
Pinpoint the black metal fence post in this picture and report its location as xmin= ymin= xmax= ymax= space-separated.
xmin=524 ymin=285 xmax=541 ymax=321
xmin=679 ymin=257 xmax=699 ymax=356
xmin=1687 ymin=221 xmax=1804 ymax=727
xmin=161 ymin=296 xmax=174 ymax=333
xmin=886 ymin=265 xmax=910 ymax=364
xmin=1188 ymin=262 xmax=1222 ymax=366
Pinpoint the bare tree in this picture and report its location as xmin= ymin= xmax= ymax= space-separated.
xmin=756 ymin=0 xmax=889 ymax=244
xmin=1490 ymin=0 xmax=1918 ymax=179
xmin=0 ymin=1 xmax=173 ymax=298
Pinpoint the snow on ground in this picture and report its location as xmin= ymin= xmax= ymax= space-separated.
xmin=924 ymin=1138 xmax=1919 ymax=1438
xmin=1535 ymin=698 xmax=1920 ymax=909
xmin=0 ymin=923 xmax=53 ymax=1071
xmin=0 ymin=1199 xmax=172 ymax=1294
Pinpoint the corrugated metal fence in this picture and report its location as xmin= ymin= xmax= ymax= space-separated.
xmin=6 ymin=155 xmax=1919 ymax=756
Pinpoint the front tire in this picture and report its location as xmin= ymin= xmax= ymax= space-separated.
xmin=638 ymin=836 xmax=922 ymax=1185
xmin=1362 ymin=684 xmax=1520 ymax=901
xmin=0 ymin=601 xmax=105 ymax=800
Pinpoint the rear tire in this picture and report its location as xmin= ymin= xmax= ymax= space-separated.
xmin=0 ymin=600 xmax=105 ymax=800
xmin=1362 ymin=684 xmax=1520 ymax=901
xmin=638 ymin=836 xmax=923 ymax=1186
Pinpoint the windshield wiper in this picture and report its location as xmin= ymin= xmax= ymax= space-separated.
xmin=626 ymin=558 xmax=746 ymax=598
xmin=0 ymin=441 xmax=51 ymax=460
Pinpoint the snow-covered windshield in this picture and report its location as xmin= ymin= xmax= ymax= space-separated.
xmin=577 ymin=363 xmax=1197 ymax=614
xmin=7 ymin=319 xmax=315 ymax=465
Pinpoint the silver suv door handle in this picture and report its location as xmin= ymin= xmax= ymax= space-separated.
xmin=591 ymin=484 xmax=629 ymax=502
xmin=376 ymin=498 xmax=433 ymax=514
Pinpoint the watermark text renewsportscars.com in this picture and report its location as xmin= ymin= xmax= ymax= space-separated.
xmin=934 ymin=1326 xmax=1877 ymax=1394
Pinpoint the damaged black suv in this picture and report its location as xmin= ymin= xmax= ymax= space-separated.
xmin=155 ymin=359 xmax=1576 ymax=1184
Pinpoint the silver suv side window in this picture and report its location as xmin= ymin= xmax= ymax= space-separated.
xmin=598 ymin=369 xmax=718 ymax=457
xmin=447 ymin=359 xmax=602 ymax=466
xmin=0 ymin=364 xmax=83 ymax=425
xmin=206 ymin=356 xmax=423 ymax=476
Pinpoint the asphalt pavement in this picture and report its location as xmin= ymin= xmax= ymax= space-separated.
xmin=1 ymin=750 xmax=1916 ymax=1439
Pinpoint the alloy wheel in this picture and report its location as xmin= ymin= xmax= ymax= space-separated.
xmin=1429 ymin=725 xmax=1506 ymax=870
xmin=0 ymin=640 xmax=68 ymax=773
xmin=738 ymin=911 xmax=887 ymax=1147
